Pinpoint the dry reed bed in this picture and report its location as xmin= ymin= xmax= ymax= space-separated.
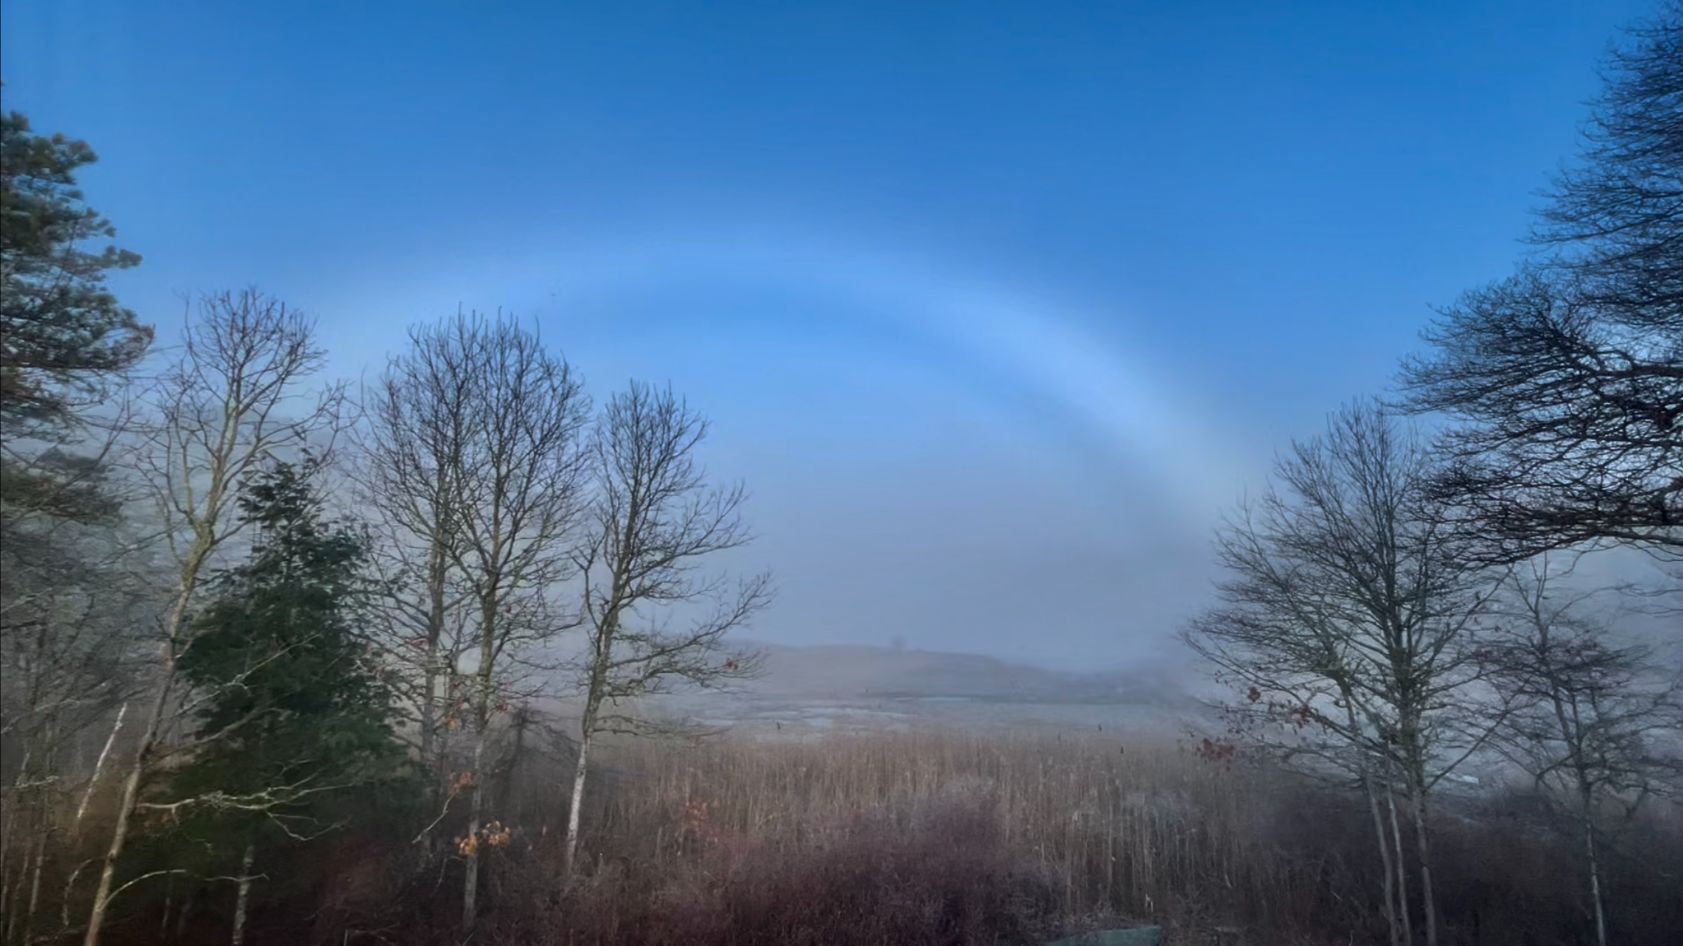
xmin=203 ymin=729 xmax=1683 ymax=944
xmin=561 ymin=731 xmax=1359 ymax=937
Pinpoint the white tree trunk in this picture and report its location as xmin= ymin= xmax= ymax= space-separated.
xmin=229 ymin=843 xmax=255 ymax=946
xmin=461 ymin=587 xmax=499 ymax=931
xmin=72 ymin=703 xmax=127 ymax=840
xmin=563 ymin=729 xmax=592 ymax=877
xmin=1345 ymin=700 xmax=1402 ymax=946
xmin=22 ymin=821 xmax=49 ymax=944
xmin=1385 ymin=784 xmax=1413 ymax=946
xmin=418 ymin=537 xmax=448 ymax=778
xmin=83 ymin=630 xmax=185 ymax=946
xmin=1406 ymin=769 xmax=1438 ymax=946
xmin=460 ymin=732 xmax=486 ymax=928
xmin=175 ymin=884 xmax=196 ymax=943
xmin=158 ymin=874 xmax=174 ymax=943
xmin=84 ymin=554 xmax=204 ymax=946
xmin=1363 ymin=779 xmax=1401 ymax=946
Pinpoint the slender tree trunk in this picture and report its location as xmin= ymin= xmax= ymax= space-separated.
xmin=1362 ymin=780 xmax=1401 ymax=946
xmin=82 ymin=686 xmax=172 ymax=946
xmin=1553 ymin=680 xmax=1608 ymax=946
xmin=565 ymin=589 xmax=622 ymax=880
xmin=2 ymin=853 xmax=17 ymax=946
xmin=0 ymin=847 xmax=12 ymax=945
xmin=60 ymin=861 xmax=89 ymax=937
xmin=563 ymin=725 xmax=593 ymax=877
xmin=461 ymin=591 xmax=497 ymax=930
xmin=4 ymin=769 xmax=42 ymax=946
xmin=23 ymin=820 xmax=50 ymax=945
xmin=1346 ymin=701 xmax=1402 ymax=946
xmin=460 ymin=730 xmax=486 ymax=928
xmin=1581 ymin=789 xmax=1607 ymax=946
xmin=418 ymin=663 xmax=438 ymax=777
xmin=563 ymin=628 xmax=614 ymax=880
xmin=1405 ymin=766 xmax=1438 ymax=946
xmin=1383 ymin=764 xmax=1413 ymax=946
xmin=174 ymin=883 xmax=195 ymax=943
xmin=159 ymin=874 xmax=174 ymax=943
xmin=82 ymin=701 xmax=166 ymax=946
xmin=229 ymin=843 xmax=255 ymax=946
xmin=83 ymin=560 xmax=201 ymax=946
xmin=72 ymin=704 xmax=127 ymax=841
xmin=498 ymin=710 xmax=528 ymax=817
xmin=1 ymin=838 xmax=11 ymax=945
xmin=1 ymin=744 xmax=35 ymax=945
xmin=419 ymin=537 xmax=448 ymax=777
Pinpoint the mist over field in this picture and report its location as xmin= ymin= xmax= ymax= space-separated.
xmin=2 ymin=2 xmax=1680 ymax=945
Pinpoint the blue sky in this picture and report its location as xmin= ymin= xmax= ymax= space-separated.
xmin=1 ymin=0 xmax=1653 ymax=667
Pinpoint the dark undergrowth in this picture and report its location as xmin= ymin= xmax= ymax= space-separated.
xmin=72 ymin=732 xmax=1683 ymax=946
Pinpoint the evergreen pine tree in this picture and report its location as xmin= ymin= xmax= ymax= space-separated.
xmin=164 ymin=459 xmax=409 ymax=935
xmin=1 ymin=104 xmax=152 ymax=519
xmin=0 ymin=105 xmax=151 ymax=429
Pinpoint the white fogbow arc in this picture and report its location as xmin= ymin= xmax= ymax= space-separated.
xmin=354 ymin=226 xmax=1242 ymax=517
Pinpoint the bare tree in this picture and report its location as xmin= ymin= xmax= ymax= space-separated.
xmin=1403 ymin=272 xmax=1682 ymax=563
xmin=0 ymin=365 xmax=159 ymax=946
xmin=1536 ymin=2 xmax=1682 ymax=324
xmin=1184 ymin=402 xmax=1498 ymax=946
xmin=395 ymin=314 xmax=591 ymax=929
xmin=1185 ymin=514 xmax=1413 ymax=946
xmin=80 ymin=290 xmax=344 ymax=946
xmin=1484 ymin=558 xmax=1683 ymax=946
xmin=0 ymin=329 xmax=156 ymax=946
xmin=0 ymin=516 xmax=153 ymax=946
xmin=356 ymin=321 xmax=476 ymax=784
xmin=1403 ymin=4 xmax=1682 ymax=563
xmin=563 ymin=382 xmax=767 ymax=876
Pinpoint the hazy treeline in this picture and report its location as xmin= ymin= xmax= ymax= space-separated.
xmin=1180 ymin=8 xmax=1683 ymax=946
xmin=1 ymin=115 xmax=767 ymax=945
xmin=2 ymin=4 xmax=1681 ymax=946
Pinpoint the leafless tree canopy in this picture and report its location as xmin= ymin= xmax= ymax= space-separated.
xmin=1537 ymin=4 xmax=1683 ymax=321
xmin=562 ymin=381 xmax=769 ymax=873
xmin=357 ymin=318 xmax=478 ymax=775
xmin=1404 ymin=272 xmax=1682 ymax=562
xmin=373 ymin=313 xmax=592 ymax=928
xmin=80 ymin=290 xmax=345 ymax=946
xmin=1185 ymin=402 xmax=1499 ymax=946
xmin=1482 ymin=560 xmax=1683 ymax=946
xmin=578 ymin=381 xmax=769 ymax=718
xmin=1486 ymin=563 xmax=1683 ymax=810
xmin=1403 ymin=7 xmax=1683 ymax=563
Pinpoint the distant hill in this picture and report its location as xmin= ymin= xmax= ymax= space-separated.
xmin=742 ymin=642 xmax=1193 ymax=707
xmin=645 ymin=642 xmax=1198 ymax=735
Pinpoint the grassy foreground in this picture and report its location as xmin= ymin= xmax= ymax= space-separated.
xmin=117 ymin=730 xmax=1683 ymax=945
